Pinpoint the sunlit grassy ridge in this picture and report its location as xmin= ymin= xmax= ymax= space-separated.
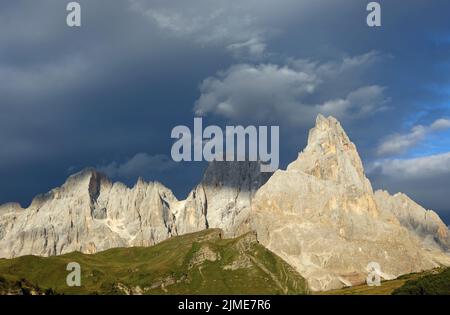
xmin=0 ymin=229 xmax=308 ymax=295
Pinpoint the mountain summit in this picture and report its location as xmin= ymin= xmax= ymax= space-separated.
xmin=287 ymin=114 xmax=372 ymax=193
xmin=249 ymin=115 xmax=450 ymax=290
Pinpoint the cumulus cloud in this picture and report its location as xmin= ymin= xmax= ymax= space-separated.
xmin=376 ymin=119 xmax=450 ymax=156
xmin=430 ymin=119 xmax=450 ymax=131
xmin=98 ymin=153 xmax=177 ymax=179
xmin=369 ymin=152 xmax=450 ymax=179
xmin=194 ymin=52 xmax=387 ymax=126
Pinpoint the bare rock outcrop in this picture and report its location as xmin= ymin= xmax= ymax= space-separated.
xmin=375 ymin=190 xmax=450 ymax=251
xmin=175 ymin=160 xmax=271 ymax=236
xmin=248 ymin=115 xmax=450 ymax=291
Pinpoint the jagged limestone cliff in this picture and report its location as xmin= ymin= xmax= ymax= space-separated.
xmin=248 ymin=115 xmax=450 ymax=291
xmin=0 ymin=170 xmax=178 ymax=257
xmin=0 ymin=162 xmax=268 ymax=258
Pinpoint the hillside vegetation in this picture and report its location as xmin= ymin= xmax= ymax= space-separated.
xmin=392 ymin=268 xmax=450 ymax=295
xmin=320 ymin=268 xmax=448 ymax=295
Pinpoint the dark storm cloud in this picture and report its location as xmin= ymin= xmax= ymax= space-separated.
xmin=0 ymin=0 xmax=449 ymax=223
xmin=193 ymin=52 xmax=389 ymax=126
xmin=0 ymin=0 xmax=226 ymax=202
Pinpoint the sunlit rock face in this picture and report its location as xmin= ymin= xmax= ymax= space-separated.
xmin=287 ymin=114 xmax=373 ymax=194
xmin=248 ymin=115 xmax=450 ymax=291
xmin=0 ymin=169 xmax=178 ymax=258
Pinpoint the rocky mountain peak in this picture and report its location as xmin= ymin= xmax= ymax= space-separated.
xmin=64 ymin=167 xmax=108 ymax=185
xmin=287 ymin=114 xmax=372 ymax=192
xmin=60 ymin=168 xmax=111 ymax=200
xmin=309 ymin=114 xmax=352 ymax=146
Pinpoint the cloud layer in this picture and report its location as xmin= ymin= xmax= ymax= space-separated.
xmin=377 ymin=119 xmax=450 ymax=156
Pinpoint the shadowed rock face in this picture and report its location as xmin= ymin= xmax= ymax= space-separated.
xmin=248 ymin=115 xmax=450 ymax=291
xmin=174 ymin=160 xmax=272 ymax=237
xmin=0 ymin=115 xmax=449 ymax=293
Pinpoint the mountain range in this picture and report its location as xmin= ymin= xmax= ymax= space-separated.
xmin=0 ymin=114 xmax=449 ymax=291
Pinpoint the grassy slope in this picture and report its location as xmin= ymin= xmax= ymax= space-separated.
xmin=392 ymin=268 xmax=450 ymax=295
xmin=319 ymin=268 xmax=447 ymax=295
xmin=0 ymin=229 xmax=308 ymax=295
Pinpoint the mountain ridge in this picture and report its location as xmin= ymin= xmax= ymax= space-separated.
xmin=0 ymin=114 xmax=449 ymax=291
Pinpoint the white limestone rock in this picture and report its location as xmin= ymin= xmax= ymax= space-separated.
xmin=248 ymin=114 xmax=450 ymax=291
xmin=0 ymin=169 xmax=178 ymax=258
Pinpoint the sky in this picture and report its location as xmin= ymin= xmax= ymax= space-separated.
xmin=0 ymin=0 xmax=449 ymax=223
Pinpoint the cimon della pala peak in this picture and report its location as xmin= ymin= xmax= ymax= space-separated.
xmin=0 ymin=115 xmax=449 ymax=291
